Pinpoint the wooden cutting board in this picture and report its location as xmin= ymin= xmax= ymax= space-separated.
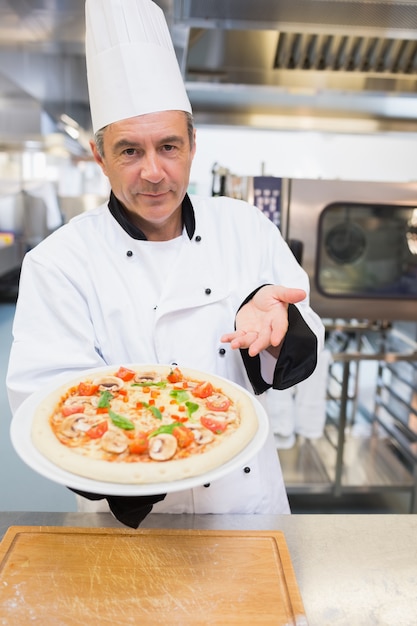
xmin=0 ymin=526 xmax=307 ymax=625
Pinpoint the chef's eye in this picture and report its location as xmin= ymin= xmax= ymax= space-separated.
xmin=123 ymin=148 xmax=136 ymax=156
xmin=162 ymin=144 xmax=176 ymax=152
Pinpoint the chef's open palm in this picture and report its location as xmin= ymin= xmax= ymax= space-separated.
xmin=221 ymin=285 xmax=306 ymax=357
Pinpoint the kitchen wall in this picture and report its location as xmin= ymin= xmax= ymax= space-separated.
xmin=190 ymin=126 xmax=417 ymax=195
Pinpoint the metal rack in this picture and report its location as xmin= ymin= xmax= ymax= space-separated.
xmin=279 ymin=321 xmax=417 ymax=512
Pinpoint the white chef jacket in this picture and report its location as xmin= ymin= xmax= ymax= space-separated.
xmin=7 ymin=193 xmax=324 ymax=515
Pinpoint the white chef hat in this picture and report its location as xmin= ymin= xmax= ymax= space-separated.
xmin=85 ymin=0 xmax=192 ymax=134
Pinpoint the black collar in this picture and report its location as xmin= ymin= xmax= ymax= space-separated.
xmin=107 ymin=191 xmax=196 ymax=240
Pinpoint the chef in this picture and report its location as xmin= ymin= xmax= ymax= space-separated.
xmin=7 ymin=0 xmax=324 ymax=527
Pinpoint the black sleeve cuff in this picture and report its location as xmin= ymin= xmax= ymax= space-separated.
xmin=68 ymin=488 xmax=166 ymax=528
xmin=237 ymin=288 xmax=318 ymax=394
xmin=272 ymin=303 xmax=318 ymax=390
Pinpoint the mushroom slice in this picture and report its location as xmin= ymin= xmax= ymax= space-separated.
xmin=204 ymin=411 xmax=236 ymax=424
xmin=187 ymin=424 xmax=214 ymax=445
xmin=59 ymin=414 xmax=93 ymax=438
xmin=93 ymin=375 xmax=124 ymax=392
xmin=148 ymin=433 xmax=177 ymax=461
xmin=133 ymin=372 xmax=162 ymax=384
xmin=64 ymin=395 xmax=98 ymax=408
xmin=100 ymin=430 xmax=129 ymax=454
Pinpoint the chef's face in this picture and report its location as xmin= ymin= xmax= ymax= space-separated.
xmin=90 ymin=110 xmax=196 ymax=240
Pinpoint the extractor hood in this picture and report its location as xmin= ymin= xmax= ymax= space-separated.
xmin=175 ymin=0 xmax=417 ymax=131
xmin=0 ymin=0 xmax=416 ymax=136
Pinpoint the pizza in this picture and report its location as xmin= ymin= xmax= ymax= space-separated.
xmin=31 ymin=364 xmax=259 ymax=485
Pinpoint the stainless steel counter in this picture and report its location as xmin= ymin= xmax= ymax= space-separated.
xmin=1 ymin=512 xmax=416 ymax=626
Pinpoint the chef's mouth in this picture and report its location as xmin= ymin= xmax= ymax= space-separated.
xmin=137 ymin=190 xmax=172 ymax=199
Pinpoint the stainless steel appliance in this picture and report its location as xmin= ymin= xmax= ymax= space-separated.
xmin=274 ymin=178 xmax=417 ymax=509
xmin=281 ymin=178 xmax=417 ymax=321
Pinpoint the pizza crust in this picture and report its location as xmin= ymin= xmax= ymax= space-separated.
xmin=31 ymin=365 xmax=259 ymax=484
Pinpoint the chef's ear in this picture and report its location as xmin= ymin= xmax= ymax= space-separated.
xmin=90 ymin=139 xmax=106 ymax=172
xmin=190 ymin=127 xmax=197 ymax=159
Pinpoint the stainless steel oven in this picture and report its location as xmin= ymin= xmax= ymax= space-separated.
xmin=281 ymin=178 xmax=417 ymax=321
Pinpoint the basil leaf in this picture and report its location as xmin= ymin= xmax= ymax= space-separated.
xmin=185 ymin=401 xmax=199 ymax=418
xmin=132 ymin=381 xmax=167 ymax=388
xmin=169 ymin=389 xmax=189 ymax=403
xmin=108 ymin=409 xmax=135 ymax=430
xmin=149 ymin=422 xmax=184 ymax=438
xmin=97 ymin=390 xmax=113 ymax=408
xmin=142 ymin=402 xmax=163 ymax=420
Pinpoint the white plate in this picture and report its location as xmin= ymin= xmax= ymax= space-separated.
xmin=10 ymin=367 xmax=270 ymax=496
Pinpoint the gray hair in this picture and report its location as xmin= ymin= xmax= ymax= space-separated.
xmin=93 ymin=111 xmax=194 ymax=158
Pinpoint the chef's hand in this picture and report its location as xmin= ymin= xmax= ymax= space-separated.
xmin=221 ymin=285 xmax=306 ymax=358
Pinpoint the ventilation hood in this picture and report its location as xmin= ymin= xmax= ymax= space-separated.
xmin=0 ymin=0 xmax=416 ymax=137
xmin=175 ymin=0 xmax=417 ymax=131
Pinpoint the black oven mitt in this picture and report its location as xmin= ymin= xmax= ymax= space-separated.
xmin=68 ymin=488 xmax=167 ymax=528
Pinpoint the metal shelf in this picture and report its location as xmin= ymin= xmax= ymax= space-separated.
xmin=279 ymin=321 xmax=417 ymax=512
xmin=280 ymin=432 xmax=415 ymax=496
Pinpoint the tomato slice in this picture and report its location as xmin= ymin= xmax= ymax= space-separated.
xmin=172 ymin=415 xmax=188 ymax=423
xmin=205 ymin=394 xmax=231 ymax=412
xmin=167 ymin=367 xmax=183 ymax=383
xmin=61 ymin=404 xmax=85 ymax=417
xmin=172 ymin=425 xmax=195 ymax=448
xmin=86 ymin=420 xmax=108 ymax=439
xmin=77 ymin=382 xmax=99 ymax=396
xmin=191 ymin=381 xmax=214 ymax=399
xmin=200 ymin=416 xmax=228 ymax=434
xmin=129 ymin=433 xmax=149 ymax=455
xmin=115 ymin=366 xmax=135 ymax=381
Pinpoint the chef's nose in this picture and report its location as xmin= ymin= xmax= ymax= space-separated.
xmin=141 ymin=151 xmax=164 ymax=183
